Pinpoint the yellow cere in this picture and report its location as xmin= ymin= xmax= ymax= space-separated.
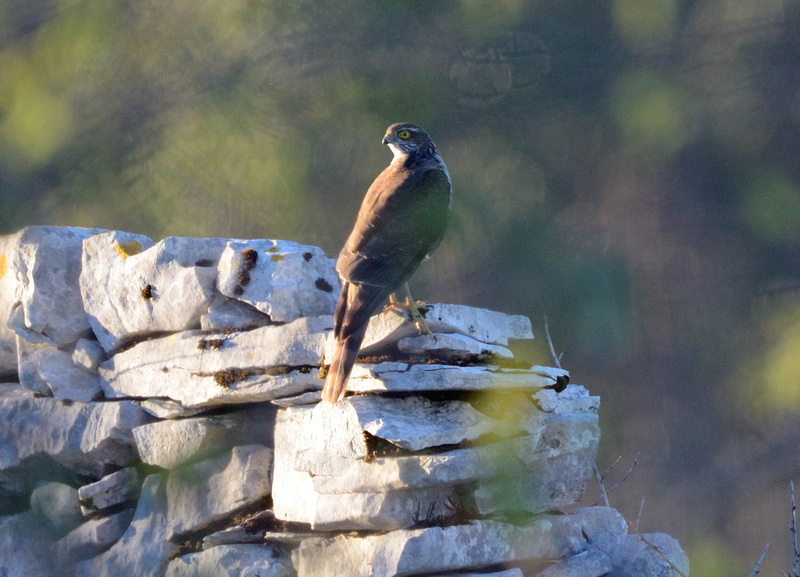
xmin=115 ymin=240 xmax=143 ymax=259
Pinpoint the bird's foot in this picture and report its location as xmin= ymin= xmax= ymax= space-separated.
xmin=383 ymin=287 xmax=435 ymax=340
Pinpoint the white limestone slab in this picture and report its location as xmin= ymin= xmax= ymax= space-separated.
xmin=133 ymin=404 xmax=276 ymax=470
xmin=54 ymin=508 xmax=135 ymax=565
xmin=0 ymin=397 xmax=145 ymax=482
xmin=99 ymin=316 xmax=332 ymax=408
xmin=200 ymin=294 xmax=271 ymax=331
xmin=2 ymin=226 xmax=99 ymax=348
xmin=78 ymin=467 xmax=139 ymax=515
xmin=346 ymin=362 xmax=568 ymax=394
xmin=217 ymin=239 xmax=340 ymax=323
xmin=294 ymin=507 xmax=627 ymax=577
xmin=73 ymin=473 xmax=176 ymax=577
xmin=166 ymin=445 xmax=273 ymax=540
xmin=80 ymin=231 xmax=227 ymax=351
xmin=397 ymin=331 xmax=513 ymax=359
xmin=165 ymin=544 xmax=294 ymax=577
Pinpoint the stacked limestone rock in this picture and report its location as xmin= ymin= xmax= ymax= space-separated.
xmin=0 ymin=226 xmax=689 ymax=576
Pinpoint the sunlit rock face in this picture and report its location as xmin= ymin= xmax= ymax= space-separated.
xmin=0 ymin=227 xmax=688 ymax=577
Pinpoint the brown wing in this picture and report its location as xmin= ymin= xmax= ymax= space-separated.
xmin=337 ymin=165 xmax=451 ymax=290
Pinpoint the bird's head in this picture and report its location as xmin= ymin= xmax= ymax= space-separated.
xmin=382 ymin=123 xmax=436 ymax=160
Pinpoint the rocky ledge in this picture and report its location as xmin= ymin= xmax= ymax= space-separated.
xmin=0 ymin=226 xmax=689 ymax=576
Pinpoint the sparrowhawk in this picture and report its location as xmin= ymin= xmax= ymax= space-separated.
xmin=322 ymin=123 xmax=452 ymax=403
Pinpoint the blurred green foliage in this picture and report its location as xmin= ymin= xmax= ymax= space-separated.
xmin=2 ymin=0 xmax=800 ymax=573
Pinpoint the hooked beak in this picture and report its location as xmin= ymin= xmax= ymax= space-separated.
xmin=382 ymin=134 xmax=391 ymax=145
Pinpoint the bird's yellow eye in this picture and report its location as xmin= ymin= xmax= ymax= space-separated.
xmin=398 ymin=129 xmax=411 ymax=140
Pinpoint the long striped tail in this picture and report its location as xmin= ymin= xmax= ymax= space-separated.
xmin=322 ymin=322 xmax=368 ymax=404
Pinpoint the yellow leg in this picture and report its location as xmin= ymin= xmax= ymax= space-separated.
xmin=382 ymin=283 xmax=435 ymax=339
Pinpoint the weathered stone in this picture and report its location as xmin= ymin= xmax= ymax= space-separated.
xmin=165 ymin=544 xmax=294 ymax=577
xmin=30 ymin=481 xmax=83 ymax=535
xmin=166 ymin=445 xmax=273 ymax=540
xmin=202 ymin=510 xmax=317 ymax=549
xmin=72 ymin=338 xmax=106 ymax=372
xmin=2 ymin=226 xmax=99 ymax=349
xmin=354 ymin=304 xmax=534 ymax=357
xmin=607 ymin=532 xmax=690 ymax=577
xmin=217 ymin=239 xmax=339 ymax=323
xmin=54 ymin=508 xmax=135 ymax=565
xmin=200 ymin=294 xmax=272 ymax=331
xmin=202 ymin=510 xmax=277 ymax=548
xmin=535 ymin=547 xmax=614 ymax=577
xmin=294 ymin=507 xmax=627 ymax=577
xmin=14 ymin=336 xmax=51 ymax=395
xmin=537 ymin=532 xmax=689 ymax=577
xmin=474 ymin=387 xmax=601 ymax=516
xmin=80 ymin=231 xmax=228 ymax=351
xmin=0 ymin=397 xmax=146 ymax=493
xmin=33 ymin=343 xmax=103 ymax=402
xmin=397 ymin=331 xmax=513 ymax=359
xmin=73 ymin=473 xmax=177 ymax=577
xmin=78 ymin=467 xmax=139 ymax=515
xmin=141 ymin=398 xmax=207 ymax=419
xmin=347 ymin=395 xmax=514 ymax=451
xmin=0 ymin=511 xmax=57 ymax=576
xmin=99 ymin=316 xmax=332 ymax=408
xmin=273 ymin=385 xmax=597 ymax=529
xmin=0 ymin=382 xmax=36 ymax=399
xmin=133 ymin=404 xmax=276 ymax=470
xmin=440 ymin=571 xmax=523 ymax=577
xmin=346 ymin=363 xmax=568 ymax=394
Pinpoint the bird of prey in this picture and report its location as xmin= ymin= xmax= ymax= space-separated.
xmin=322 ymin=123 xmax=452 ymax=403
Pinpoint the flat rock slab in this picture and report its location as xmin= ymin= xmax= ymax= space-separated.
xmin=2 ymin=226 xmax=99 ymax=350
xmin=294 ymin=507 xmax=627 ymax=577
xmin=166 ymin=544 xmax=294 ymax=577
xmin=396 ymin=332 xmax=513 ymax=360
xmin=0 ymin=512 xmax=58 ymax=576
xmin=166 ymin=444 xmax=273 ymax=540
xmin=346 ymin=363 xmax=569 ymax=394
xmin=99 ymin=316 xmax=332 ymax=409
xmin=217 ymin=239 xmax=340 ymax=323
xmin=273 ymin=386 xmax=598 ymax=530
xmin=73 ymin=473 xmax=177 ymax=577
xmin=536 ymin=532 xmax=690 ymax=577
xmin=17 ymin=338 xmax=102 ymax=401
xmin=133 ymin=404 xmax=276 ymax=470
xmin=54 ymin=508 xmax=135 ymax=565
xmin=78 ymin=467 xmax=140 ymax=515
xmin=357 ymin=303 xmax=534 ymax=356
xmin=80 ymin=231 xmax=228 ymax=351
xmin=0 ymin=397 xmax=146 ymax=492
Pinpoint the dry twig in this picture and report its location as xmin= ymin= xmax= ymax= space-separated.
xmin=543 ymin=313 xmax=562 ymax=369
xmin=748 ymin=542 xmax=769 ymax=577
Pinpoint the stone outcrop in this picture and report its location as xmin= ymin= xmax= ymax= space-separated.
xmin=0 ymin=226 xmax=689 ymax=576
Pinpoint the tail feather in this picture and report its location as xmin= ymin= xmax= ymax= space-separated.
xmin=322 ymin=322 xmax=368 ymax=403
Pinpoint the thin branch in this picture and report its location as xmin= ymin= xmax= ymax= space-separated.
xmin=592 ymin=463 xmax=610 ymax=507
xmin=600 ymin=455 xmax=623 ymax=481
xmin=791 ymin=481 xmax=798 ymax=577
xmin=635 ymin=498 xmax=645 ymax=533
xmin=543 ymin=313 xmax=562 ymax=369
xmin=748 ymin=542 xmax=769 ymax=577
xmin=589 ymin=452 xmax=640 ymax=506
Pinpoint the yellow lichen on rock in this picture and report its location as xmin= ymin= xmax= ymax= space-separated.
xmin=0 ymin=254 xmax=6 ymax=280
xmin=115 ymin=240 xmax=143 ymax=259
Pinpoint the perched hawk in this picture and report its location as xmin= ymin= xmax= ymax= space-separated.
xmin=322 ymin=123 xmax=452 ymax=403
